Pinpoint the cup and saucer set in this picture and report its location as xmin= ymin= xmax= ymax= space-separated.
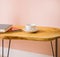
xmin=23 ymin=24 xmax=38 ymax=33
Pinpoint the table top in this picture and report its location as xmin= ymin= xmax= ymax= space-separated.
xmin=0 ymin=26 xmax=60 ymax=41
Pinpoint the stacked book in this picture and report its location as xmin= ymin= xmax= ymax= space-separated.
xmin=0 ymin=24 xmax=12 ymax=32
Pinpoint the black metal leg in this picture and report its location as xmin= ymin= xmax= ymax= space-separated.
xmin=7 ymin=39 xmax=11 ymax=57
xmin=2 ymin=39 xmax=4 ymax=57
xmin=55 ymin=39 xmax=58 ymax=57
xmin=50 ymin=41 xmax=54 ymax=57
xmin=50 ymin=39 xmax=58 ymax=57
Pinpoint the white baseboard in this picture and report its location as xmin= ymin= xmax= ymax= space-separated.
xmin=0 ymin=47 xmax=52 ymax=57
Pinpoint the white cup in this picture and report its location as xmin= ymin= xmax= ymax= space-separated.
xmin=25 ymin=24 xmax=37 ymax=31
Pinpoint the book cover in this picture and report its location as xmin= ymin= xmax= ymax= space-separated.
xmin=0 ymin=24 xmax=12 ymax=32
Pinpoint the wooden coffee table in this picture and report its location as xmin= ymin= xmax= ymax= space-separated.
xmin=0 ymin=26 xmax=60 ymax=57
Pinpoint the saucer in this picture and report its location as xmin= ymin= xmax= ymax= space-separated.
xmin=23 ymin=28 xmax=38 ymax=33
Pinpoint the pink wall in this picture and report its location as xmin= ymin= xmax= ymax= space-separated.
xmin=0 ymin=0 xmax=60 ymax=27
xmin=0 ymin=0 xmax=60 ymax=57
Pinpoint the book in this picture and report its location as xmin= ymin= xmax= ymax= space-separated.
xmin=0 ymin=24 xmax=12 ymax=32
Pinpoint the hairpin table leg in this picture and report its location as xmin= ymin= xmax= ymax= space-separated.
xmin=55 ymin=39 xmax=58 ymax=57
xmin=2 ymin=39 xmax=4 ymax=57
xmin=50 ymin=38 xmax=58 ymax=57
xmin=7 ymin=39 xmax=11 ymax=57
xmin=50 ymin=41 xmax=54 ymax=57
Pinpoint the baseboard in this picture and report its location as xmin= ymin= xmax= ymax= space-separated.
xmin=0 ymin=47 xmax=52 ymax=57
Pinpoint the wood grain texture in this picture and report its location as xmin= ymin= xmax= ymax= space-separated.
xmin=0 ymin=26 xmax=60 ymax=41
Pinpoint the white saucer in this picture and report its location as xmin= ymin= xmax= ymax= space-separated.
xmin=23 ymin=28 xmax=38 ymax=33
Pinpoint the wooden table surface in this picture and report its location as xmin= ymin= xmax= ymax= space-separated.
xmin=0 ymin=26 xmax=60 ymax=41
